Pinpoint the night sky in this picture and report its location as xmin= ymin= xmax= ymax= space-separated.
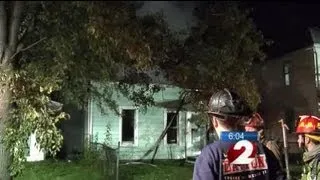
xmin=246 ymin=2 xmax=320 ymax=58
xmin=137 ymin=2 xmax=320 ymax=59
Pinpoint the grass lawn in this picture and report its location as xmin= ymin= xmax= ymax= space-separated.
xmin=120 ymin=161 xmax=193 ymax=180
xmin=15 ymin=159 xmax=303 ymax=180
xmin=15 ymin=160 xmax=194 ymax=180
xmin=15 ymin=160 xmax=104 ymax=180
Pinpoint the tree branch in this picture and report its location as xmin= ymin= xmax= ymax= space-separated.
xmin=10 ymin=37 xmax=47 ymax=60
xmin=2 ymin=1 xmax=24 ymax=64
xmin=18 ymin=2 xmax=41 ymax=45
xmin=0 ymin=1 xmax=7 ymax=64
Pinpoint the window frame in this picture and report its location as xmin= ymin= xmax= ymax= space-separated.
xmin=119 ymin=106 xmax=139 ymax=147
xmin=283 ymin=63 xmax=291 ymax=86
xmin=164 ymin=109 xmax=180 ymax=145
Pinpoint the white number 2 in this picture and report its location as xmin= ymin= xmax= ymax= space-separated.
xmin=230 ymin=140 xmax=255 ymax=165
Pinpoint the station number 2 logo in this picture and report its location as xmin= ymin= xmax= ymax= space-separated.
xmin=227 ymin=140 xmax=257 ymax=165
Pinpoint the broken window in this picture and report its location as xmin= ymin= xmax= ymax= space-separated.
xmin=166 ymin=112 xmax=178 ymax=144
xmin=121 ymin=109 xmax=135 ymax=143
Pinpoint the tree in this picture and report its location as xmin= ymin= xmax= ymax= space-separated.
xmin=138 ymin=2 xmax=267 ymax=161
xmin=0 ymin=1 xmax=174 ymax=178
xmin=0 ymin=2 xmax=30 ymax=179
xmin=161 ymin=2 xmax=267 ymax=146
xmin=160 ymin=2 xmax=266 ymax=112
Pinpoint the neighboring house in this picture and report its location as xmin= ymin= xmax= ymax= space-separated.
xmin=253 ymin=27 xmax=320 ymax=153
xmin=82 ymin=83 xmax=206 ymax=160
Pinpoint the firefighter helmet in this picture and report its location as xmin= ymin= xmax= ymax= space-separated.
xmin=208 ymin=88 xmax=252 ymax=118
xmin=244 ymin=112 xmax=265 ymax=130
xmin=296 ymin=115 xmax=320 ymax=135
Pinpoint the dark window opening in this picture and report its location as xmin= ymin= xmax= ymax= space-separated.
xmin=191 ymin=128 xmax=199 ymax=144
xmin=166 ymin=112 xmax=178 ymax=144
xmin=122 ymin=109 xmax=135 ymax=143
xmin=285 ymin=108 xmax=295 ymax=133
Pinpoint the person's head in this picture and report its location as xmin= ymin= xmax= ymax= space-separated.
xmin=207 ymin=88 xmax=252 ymax=138
xmin=244 ymin=113 xmax=265 ymax=132
xmin=244 ymin=113 xmax=266 ymax=140
xmin=296 ymin=115 xmax=320 ymax=151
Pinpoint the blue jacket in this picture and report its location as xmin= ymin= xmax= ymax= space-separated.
xmin=193 ymin=140 xmax=286 ymax=180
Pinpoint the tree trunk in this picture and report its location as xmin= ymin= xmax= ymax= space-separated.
xmin=0 ymin=73 xmax=12 ymax=180
xmin=0 ymin=1 xmax=24 ymax=178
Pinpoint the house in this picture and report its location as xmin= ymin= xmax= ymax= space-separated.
xmin=253 ymin=27 xmax=320 ymax=154
xmin=82 ymin=83 xmax=206 ymax=160
xmin=56 ymin=82 xmax=207 ymax=161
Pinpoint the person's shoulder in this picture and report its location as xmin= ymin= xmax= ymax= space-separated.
xmin=260 ymin=142 xmax=281 ymax=165
xmin=199 ymin=140 xmax=231 ymax=159
xmin=260 ymin=143 xmax=274 ymax=155
xmin=199 ymin=141 xmax=221 ymax=157
xmin=265 ymin=139 xmax=280 ymax=146
xmin=194 ymin=142 xmax=223 ymax=179
xmin=203 ymin=140 xmax=223 ymax=149
xmin=203 ymin=140 xmax=231 ymax=151
xmin=201 ymin=141 xmax=220 ymax=152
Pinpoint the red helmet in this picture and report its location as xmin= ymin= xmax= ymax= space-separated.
xmin=296 ymin=115 xmax=320 ymax=135
xmin=244 ymin=113 xmax=264 ymax=130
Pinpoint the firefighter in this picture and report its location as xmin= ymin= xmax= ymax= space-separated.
xmin=244 ymin=113 xmax=283 ymax=168
xmin=296 ymin=115 xmax=320 ymax=180
xmin=193 ymin=89 xmax=285 ymax=180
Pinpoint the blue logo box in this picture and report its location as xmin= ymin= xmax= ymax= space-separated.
xmin=220 ymin=131 xmax=259 ymax=142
